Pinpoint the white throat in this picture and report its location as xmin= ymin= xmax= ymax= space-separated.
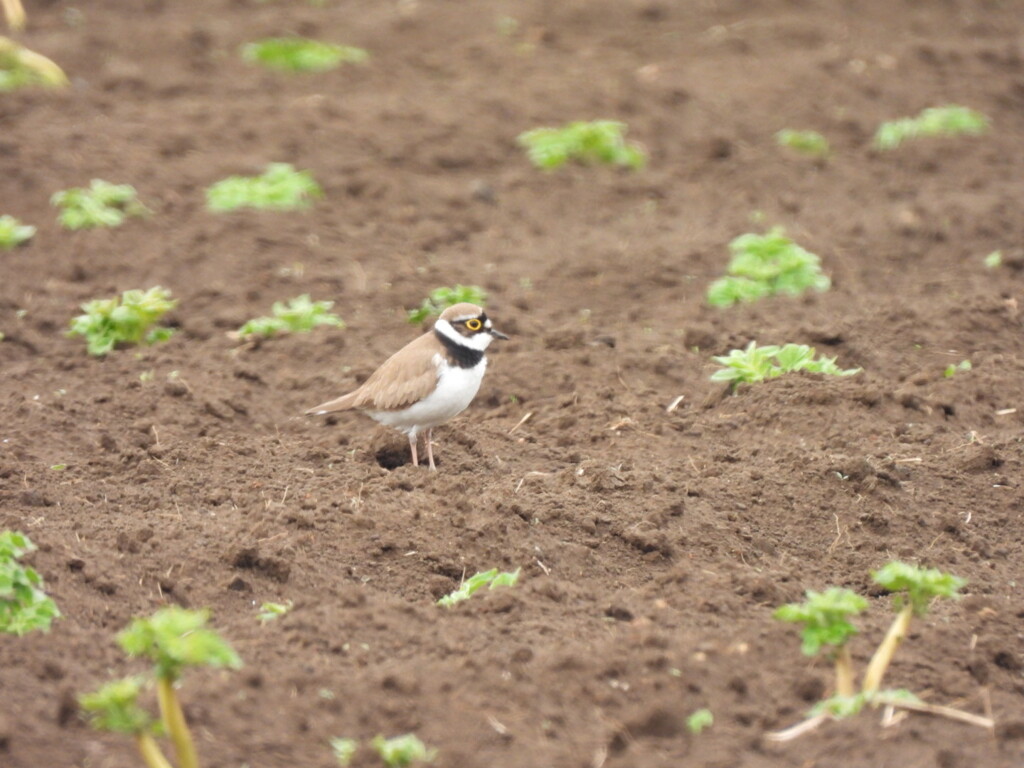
xmin=435 ymin=318 xmax=493 ymax=352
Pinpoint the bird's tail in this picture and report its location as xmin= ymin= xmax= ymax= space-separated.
xmin=305 ymin=392 xmax=358 ymax=416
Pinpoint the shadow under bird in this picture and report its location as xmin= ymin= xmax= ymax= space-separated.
xmin=306 ymin=302 xmax=508 ymax=470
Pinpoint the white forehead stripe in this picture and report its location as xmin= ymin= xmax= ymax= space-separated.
xmin=451 ymin=313 xmax=480 ymax=324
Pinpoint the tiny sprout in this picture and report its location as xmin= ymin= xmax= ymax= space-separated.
xmin=0 ymin=530 xmax=61 ymax=635
xmin=686 ymin=708 xmax=714 ymax=734
xmin=984 ymin=251 xmax=1002 ymax=268
xmin=517 ymin=120 xmax=646 ymax=171
xmin=371 ymin=734 xmax=437 ymax=767
xmin=408 ymin=285 xmax=487 ymax=325
xmin=206 ymin=163 xmax=322 ymax=212
xmin=80 ymin=676 xmax=172 ymax=768
xmin=711 ymin=342 xmax=860 ymax=389
xmin=0 ymin=36 xmax=68 ymax=91
xmin=68 ymin=286 xmax=177 ymax=357
xmin=0 ymin=214 xmax=35 ymax=249
xmin=874 ymin=105 xmax=988 ymax=151
xmin=437 ymin=568 xmax=520 ymax=607
xmin=51 ymin=180 xmax=149 ymax=230
xmin=862 ymin=562 xmax=964 ymax=694
xmin=243 ymin=37 xmax=368 ymax=73
xmin=775 ymin=129 xmax=830 ymax=158
xmin=258 ymin=600 xmax=293 ymax=623
xmin=238 ymin=295 xmax=344 ymax=338
xmin=944 ymin=360 xmax=971 ymax=378
xmin=331 ymin=737 xmax=359 ymax=766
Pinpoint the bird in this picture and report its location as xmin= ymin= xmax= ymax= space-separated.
xmin=305 ymin=302 xmax=508 ymax=470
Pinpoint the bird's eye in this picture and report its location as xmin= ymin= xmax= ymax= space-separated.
xmin=465 ymin=318 xmax=483 ymax=331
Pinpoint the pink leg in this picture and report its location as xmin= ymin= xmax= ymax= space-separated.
xmin=409 ymin=433 xmax=419 ymax=466
xmin=426 ymin=428 xmax=437 ymax=471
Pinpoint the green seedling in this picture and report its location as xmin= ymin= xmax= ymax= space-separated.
xmin=257 ymin=600 xmax=293 ymax=623
xmin=118 ymin=607 xmax=242 ymax=768
xmin=809 ymin=688 xmax=921 ymax=720
xmin=517 ymin=120 xmax=646 ymax=171
xmin=861 ymin=562 xmax=965 ymax=694
xmin=437 ymin=568 xmax=520 ymax=608
xmin=711 ymin=342 xmax=860 ymax=388
xmin=775 ymin=588 xmax=868 ymax=697
xmin=983 ymin=250 xmax=1002 ymax=269
xmin=943 ymin=360 xmax=971 ymax=378
xmin=243 ymin=37 xmax=368 ymax=72
xmin=330 ymin=737 xmax=359 ymax=766
xmin=371 ymin=734 xmax=437 ymax=767
xmin=708 ymin=227 xmax=830 ymax=307
xmin=80 ymin=676 xmax=171 ymax=768
xmin=51 ymin=180 xmax=149 ymax=230
xmin=68 ymin=286 xmax=177 ymax=356
xmin=408 ymin=284 xmax=487 ymax=325
xmin=686 ymin=708 xmax=714 ymax=735
xmin=874 ymin=105 xmax=988 ymax=151
xmin=206 ymin=163 xmax=322 ymax=212
xmin=238 ymin=295 xmax=344 ymax=338
xmin=0 ymin=214 xmax=35 ymax=249
xmin=0 ymin=530 xmax=60 ymax=635
xmin=0 ymin=35 xmax=67 ymax=91
xmin=776 ymin=129 xmax=830 ymax=158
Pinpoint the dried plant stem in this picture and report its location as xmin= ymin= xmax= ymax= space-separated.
xmin=1 ymin=0 xmax=26 ymax=31
xmin=835 ymin=645 xmax=855 ymax=697
xmin=136 ymin=733 xmax=174 ymax=768
xmin=157 ymin=677 xmax=199 ymax=768
xmin=862 ymin=605 xmax=913 ymax=693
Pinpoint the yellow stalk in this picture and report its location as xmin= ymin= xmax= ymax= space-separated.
xmin=834 ymin=645 xmax=855 ymax=698
xmin=136 ymin=733 xmax=174 ymax=768
xmin=157 ymin=677 xmax=199 ymax=768
xmin=1 ymin=0 xmax=26 ymax=31
xmin=0 ymin=36 xmax=68 ymax=87
xmin=862 ymin=604 xmax=913 ymax=694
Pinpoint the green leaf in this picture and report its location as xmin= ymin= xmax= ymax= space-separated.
xmin=79 ymin=676 xmax=159 ymax=735
xmin=206 ymin=163 xmax=323 ymax=212
xmin=870 ymin=561 xmax=965 ymax=616
xmin=774 ymin=588 xmax=868 ymax=656
xmin=257 ymin=601 xmax=293 ymax=623
xmin=0 ymin=214 xmax=36 ymax=249
xmin=243 ymin=38 xmax=368 ymax=73
xmin=118 ymin=606 xmax=242 ymax=681
xmin=51 ymin=180 xmax=148 ymax=230
xmin=371 ymin=734 xmax=437 ymax=767
xmin=874 ymin=105 xmax=988 ymax=151
xmin=330 ymin=737 xmax=359 ymax=766
xmin=437 ymin=568 xmax=520 ymax=607
xmin=776 ymin=129 xmax=830 ymax=158
xmin=239 ymin=295 xmax=344 ymax=338
xmin=686 ymin=708 xmax=714 ymax=734
xmin=407 ymin=285 xmax=487 ymax=324
xmin=67 ymin=286 xmax=177 ymax=356
xmin=0 ymin=531 xmax=60 ymax=635
xmin=711 ymin=342 xmax=859 ymax=389
xmin=517 ymin=120 xmax=646 ymax=171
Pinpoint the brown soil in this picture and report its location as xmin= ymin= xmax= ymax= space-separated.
xmin=2 ymin=1 xmax=1024 ymax=766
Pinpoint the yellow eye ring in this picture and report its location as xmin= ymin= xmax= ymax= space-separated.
xmin=465 ymin=318 xmax=483 ymax=331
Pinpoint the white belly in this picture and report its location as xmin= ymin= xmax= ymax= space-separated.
xmin=369 ymin=356 xmax=487 ymax=437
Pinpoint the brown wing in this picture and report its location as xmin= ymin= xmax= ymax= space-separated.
xmin=305 ymin=332 xmax=440 ymax=415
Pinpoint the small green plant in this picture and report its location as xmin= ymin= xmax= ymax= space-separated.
xmin=874 ymin=105 xmax=989 ymax=151
xmin=775 ymin=588 xmax=868 ymax=697
xmin=257 ymin=600 xmax=293 ymax=623
xmin=330 ymin=737 xmax=359 ymax=766
xmin=80 ymin=676 xmax=171 ymax=768
xmin=51 ymin=180 xmax=149 ymax=230
xmin=371 ymin=734 xmax=437 ymax=767
xmin=238 ymin=295 xmax=344 ymax=338
xmin=943 ymin=360 xmax=971 ymax=378
xmin=437 ymin=568 xmax=520 ymax=608
xmin=711 ymin=342 xmax=860 ymax=388
xmin=983 ymin=250 xmax=1002 ymax=268
xmin=517 ymin=120 xmax=646 ymax=170
xmin=68 ymin=286 xmax=177 ymax=356
xmin=0 ymin=531 xmax=60 ymax=635
xmin=775 ymin=129 xmax=830 ymax=158
xmin=116 ymin=606 xmax=242 ymax=768
xmin=407 ymin=284 xmax=488 ymax=324
xmin=707 ymin=227 xmax=831 ymax=307
xmin=206 ymin=163 xmax=322 ymax=212
xmin=686 ymin=708 xmax=714 ymax=734
xmin=861 ymin=562 xmax=965 ymax=693
xmin=0 ymin=214 xmax=35 ymax=249
xmin=242 ymin=37 xmax=368 ymax=72
xmin=0 ymin=35 xmax=67 ymax=91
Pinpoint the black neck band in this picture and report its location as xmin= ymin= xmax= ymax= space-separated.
xmin=435 ymin=329 xmax=485 ymax=369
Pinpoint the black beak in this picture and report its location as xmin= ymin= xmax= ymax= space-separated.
xmin=489 ymin=328 xmax=509 ymax=340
